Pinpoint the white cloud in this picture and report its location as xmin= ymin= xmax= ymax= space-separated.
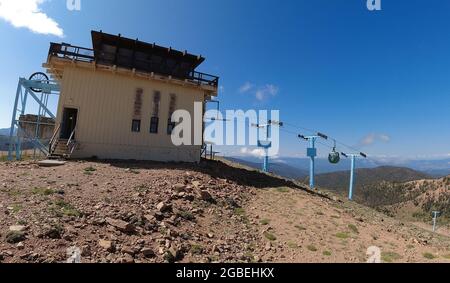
xmin=379 ymin=134 xmax=391 ymax=142
xmin=239 ymin=82 xmax=279 ymax=102
xmin=255 ymin=84 xmax=279 ymax=101
xmin=240 ymin=147 xmax=265 ymax=158
xmin=0 ymin=0 xmax=64 ymax=37
xmin=239 ymin=82 xmax=254 ymax=93
xmin=359 ymin=133 xmax=391 ymax=147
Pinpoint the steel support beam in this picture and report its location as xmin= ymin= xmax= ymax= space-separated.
xmin=8 ymin=77 xmax=60 ymax=161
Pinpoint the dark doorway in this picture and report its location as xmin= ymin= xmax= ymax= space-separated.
xmin=60 ymin=108 xmax=78 ymax=139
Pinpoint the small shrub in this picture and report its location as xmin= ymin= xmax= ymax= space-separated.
xmin=335 ymin=232 xmax=349 ymax=239
xmin=6 ymin=231 xmax=26 ymax=244
xmin=381 ymin=252 xmax=403 ymax=263
xmin=6 ymin=189 xmax=22 ymax=197
xmin=45 ymin=224 xmax=64 ymax=239
xmin=423 ymin=253 xmax=436 ymax=260
xmin=260 ymin=219 xmax=271 ymax=225
xmin=177 ymin=210 xmax=196 ymax=221
xmin=287 ymin=242 xmax=298 ymax=249
xmin=190 ymin=244 xmax=203 ymax=255
xmin=234 ymin=208 xmax=246 ymax=216
xmin=50 ymin=200 xmax=81 ymax=217
xmin=323 ymin=251 xmax=332 ymax=256
xmin=276 ymin=187 xmax=290 ymax=193
xmin=307 ymin=245 xmax=318 ymax=252
xmin=295 ymin=225 xmax=306 ymax=231
xmin=348 ymin=224 xmax=359 ymax=234
xmin=11 ymin=204 xmax=22 ymax=213
xmin=32 ymin=187 xmax=55 ymax=196
xmin=263 ymin=232 xmax=277 ymax=241
xmin=84 ymin=166 xmax=96 ymax=172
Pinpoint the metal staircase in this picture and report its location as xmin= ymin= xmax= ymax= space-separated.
xmin=48 ymin=125 xmax=77 ymax=160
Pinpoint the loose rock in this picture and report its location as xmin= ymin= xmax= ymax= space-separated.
xmin=98 ymin=239 xmax=115 ymax=253
xmin=106 ymin=218 xmax=135 ymax=233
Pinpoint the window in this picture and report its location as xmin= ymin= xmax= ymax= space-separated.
xmin=131 ymin=88 xmax=143 ymax=133
xmin=167 ymin=119 xmax=176 ymax=135
xmin=150 ymin=91 xmax=161 ymax=134
xmin=132 ymin=120 xmax=141 ymax=132
xmin=133 ymin=88 xmax=143 ymax=117
xmin=150 ymin=117 xmax=159 ymax=134
xmin=167 ymin=94 xmax=177 ymax=135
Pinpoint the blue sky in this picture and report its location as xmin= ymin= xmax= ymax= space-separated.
xmin=0 ymin=0 xmax=449 ymax=159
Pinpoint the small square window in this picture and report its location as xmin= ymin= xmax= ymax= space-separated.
xmin=150 ymin=117 xmax=159 ymax=134
xmin=132 ymin=120 xmax=141 ymax=132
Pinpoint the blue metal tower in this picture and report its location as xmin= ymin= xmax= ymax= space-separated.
xmin=432 ymin=211 xmax=441 ymax=232
xmin=8 ymin=76 xmax=60 ymax=161
xmin=299 ymin=133 xmax=328 ymax=189
xmin=253 ymin=120 xmax=283 ymax=173
xmin=341 ymin=152 xmax=367 ymax=200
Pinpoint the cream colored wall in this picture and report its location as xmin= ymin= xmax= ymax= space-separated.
xmin=56 ymin=66 xmax=205 ymax=162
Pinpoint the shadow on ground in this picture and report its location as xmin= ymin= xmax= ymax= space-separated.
xmin=80 ymin=158 xmax=323 ymax=196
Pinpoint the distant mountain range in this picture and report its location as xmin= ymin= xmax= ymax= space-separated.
xmin=225 ymin=156 xmax=450 ymax=178
xmin=312 ymin=166 xmax=431 ymax=194
xmin=226 ymin=155 xmax=449 ymax=225
xmin=348 ymin=176 xmax=449 ymax=223
xmin=376 ymin=176 xmax=450 ymax=221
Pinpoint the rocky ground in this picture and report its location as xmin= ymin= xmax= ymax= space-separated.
xmin=0 ymin=159 xmax=449 ymax=263
xmin=248 ymin=188 xmax=450 ymax=263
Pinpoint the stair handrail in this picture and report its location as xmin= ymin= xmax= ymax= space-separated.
xmin=66 ymin=127 xmax=76 ymax=147
xmin=66 ymin=126 xmax=77 ymax=158
xmin=49 ymin=124 xmax=61 ymax=154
